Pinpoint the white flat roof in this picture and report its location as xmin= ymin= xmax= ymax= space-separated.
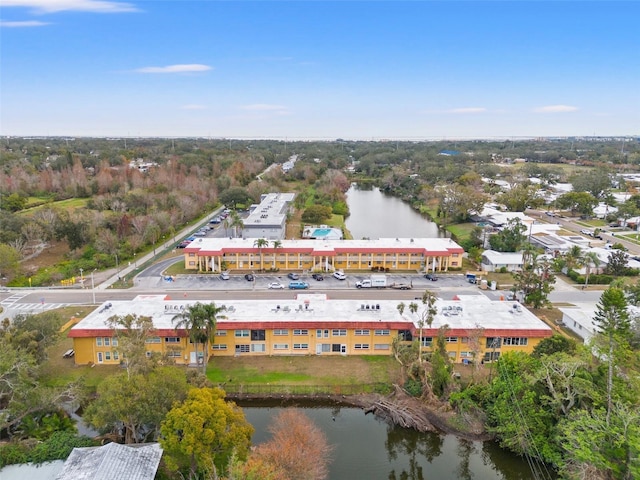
xmin=186 ymin=236 xmax=464 ymax=254
xmin=244 ymin=192 xmax=295 ymax=228
xmin=71 ymin=294 xmax=552 ymax=336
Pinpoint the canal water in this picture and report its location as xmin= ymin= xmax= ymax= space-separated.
xmin=345 ymin=184 xmax=444 ymax=240
xmin=241 ymin=403 xmax=538 ymax=480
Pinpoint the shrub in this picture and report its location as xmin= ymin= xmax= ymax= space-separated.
xmin=404 ymin=378 xmax=423 ymax=397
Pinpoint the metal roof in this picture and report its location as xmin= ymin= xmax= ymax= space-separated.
xmin=54 ymin=443 xmax=162 ymax=480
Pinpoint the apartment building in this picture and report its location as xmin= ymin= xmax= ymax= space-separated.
xmin=183 ymin=237 xmax=465 ymax=273
xmin=68 ymin=294 xmax=552 ymax=366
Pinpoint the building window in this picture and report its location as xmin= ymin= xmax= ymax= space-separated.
xmin=273 ymin=344 xmax=289 ymax=350
xmin=460 ymin=351 xmax=471 ymax=358
xmin=398 ymin=330 xmax=413 ymax=341
xmin=96 ymin=337 xmax=103 ymax=346
xmin=460 ymin=337 xmax=469 ymax=344
xmin=354 ymin=344 xmax=369 ymax=350
xmin=145 ymin=337 xmax=161 ymax=344
xmin=448 ymin=352 xmax=457 ymax=359
xmin=453 ymin=253 xmax=459 ymax=257
xmin=355 ymin=329 xmax=370 ymax=336
xmin=483 ymin=351 xmax=501 ymax=362
xmin=374 ymin=329 xmax=390 ymax=336
xmin=165 ymin=337 xmax=180 ymax=343
xmin=235 ymin=330 xmax=250 ymax=337
xmin=211 ymin=344 xmax=227 ymax=350
xmin=104 ymin=337 xmax=110 ymax=347
xmin=113 ymin=351 xmax=119 ymax=360
xmin=235 ymin=344 xmax=250 ymax=353
xmin=332 ymin=329 xmax=347 ymax=337
xmin=421 ymin=337 xmax=433 ymax=347
xmin=374 ymin=344 xmax=390 ymax=350
xmin=105 ymin=351 xmax=111 ymax=361
xmin=293 ymin=343 xmax=308 ymax=350
xmin=215 ymin=330 xmax=227 ymax=336
xmin=251 ymin=343 xmax=266 ymax=353
xmin=445 ymin=337 xmax=458 ymax=343
xmin=486 ymin=337 xmax=502 ymax=348
xmin=503 ymin=337 xmax=528 ymax=346
xmin=294 ymin=329 xmax=309 ymax=336
xmin=273 ymin=329 xmax=289 ymax=336
xmin=251 ymin=330 xmax=266 ymax=341
xmin=112 ymin=338 xmax=118 ymax=346
xmin=316 ymin=329 xmax=329 ymax=338
xmin=167 ymin=351 xmax=182 ymax=358
xmin=332 ymin=344 xmax=342 ymax=352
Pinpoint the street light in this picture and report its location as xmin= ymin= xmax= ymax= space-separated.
xmin=79 ymin=268 xmax=84 ymax=287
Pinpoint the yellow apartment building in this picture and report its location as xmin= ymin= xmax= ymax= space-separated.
xmin=182 ymin=237 xmax=465 ymax=274
xmin=68 ymin=294 xmax=552 ymax=366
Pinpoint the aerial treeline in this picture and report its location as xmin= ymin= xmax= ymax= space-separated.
xmin=0 ymin=137 xmax=358 ymax=286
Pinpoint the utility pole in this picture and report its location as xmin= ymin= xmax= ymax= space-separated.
xmin=91 ymin=269 xmax=96 ymax=304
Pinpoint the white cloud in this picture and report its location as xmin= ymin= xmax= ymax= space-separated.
xmin=134 ymin=64 xmax=212 ymax=74
xmin=446 ymin=107 xmax=487 ymax=114
xmin=180 ymin=104 xmax=207 ymax=110
xmin=0 ymin=20 xmax=50 ymax=27
xmin=533 ymin=105 xmax=578 ymax=113
xmin=2 ymin=0 xmax=139 ymax=13
xmin=240 ymin=104 xmax=287 ymax=112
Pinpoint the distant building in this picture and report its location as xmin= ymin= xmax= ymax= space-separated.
xmin=481 ymin=250 xmax=524 ymax=272
xmin=242 ymin=192 xmax=296 ymax=240
xmin=182 ymin=237 xmax=464 ymax=273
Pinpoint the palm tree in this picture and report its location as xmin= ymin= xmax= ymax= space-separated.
xmin=563 ymin=245 xmax=584 ymax=273
xmin=254 ymin=238 xmax=269 ymax=272
xmin=230 ymin=211 xmax=244 ymax=238
xmin=173 ymin=302 xmax=227 ymax=373
xmin=583 ymin=251 xmax=601 ymax=289
xmin=418 ymin=291 xmax=437 ymax=363
xmin=271 ymin=240 xmax=282 ymax=270
xmin=222 ymin=216 xmax=230 ymax=237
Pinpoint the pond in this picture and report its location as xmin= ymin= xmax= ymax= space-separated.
xmin=345 ymin=184 xmax=444 ymax=240
xmin=240 ymin=402 xmax=543 ymax=480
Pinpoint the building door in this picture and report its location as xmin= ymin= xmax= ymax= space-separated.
xmin=97 ymin=352 xmax=103 ymax=363
xmin=316 ymin=344 xmax=322 ymax=355
xmin=341 ymin=344 xmax=347 ymax=354
xmin=190 ymin=352 xmax=197 ymax=365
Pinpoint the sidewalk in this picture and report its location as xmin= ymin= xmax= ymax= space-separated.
xmin=95 ymin=207 xmax=224 ymax=290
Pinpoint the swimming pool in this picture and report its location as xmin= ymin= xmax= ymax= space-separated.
xmin=312 ymin=228 xmax=333 ymax=237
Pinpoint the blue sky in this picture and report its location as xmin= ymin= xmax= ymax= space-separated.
xmin=1 ymin=1 xmax=638 ymax=139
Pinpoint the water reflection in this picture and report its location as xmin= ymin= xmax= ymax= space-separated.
xmin=239 ymin=403 xmax=540 ymax=480
xmin=345 ymin=184 xmax=444 ymax=240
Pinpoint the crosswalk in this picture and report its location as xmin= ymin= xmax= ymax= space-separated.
xmin=0 ymin=293 xmax=70 ymax=312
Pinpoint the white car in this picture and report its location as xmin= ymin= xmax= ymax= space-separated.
xmin=268 ymin=282 xmax=284 ymax=289
xmin=220 ymin=271 xmax=230 ymax=280
xmin=333 ymin=271 xmax=347 ymax=280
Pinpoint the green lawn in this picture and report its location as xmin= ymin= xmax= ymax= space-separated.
xmin=446 ymin=223 xmax=476 ymax=242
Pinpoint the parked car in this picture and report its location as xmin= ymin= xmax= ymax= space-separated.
xmin=268 ymin=282 xmax=284 ymax=289
xmin=287 ymin=272 xmax=300 ymax=280
xmin=210 ymin=217 xmax=221 ymax=224
xmin=333 ymin=271 xmax=346 ymax=280
xmin=244 ymin=273 xmax=255 ymax=281
xmin=288 ymin=281 xmax=309 ymax=290
xmin=219 ymin=271 xmax=230 ymax=280
xmin=424 ymin=273 xmax=438 ymax=281
xmin=177 ymin=241 xmax=191 ymax=249
xmin=311 ymin=273 xmax=324 ymax=281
